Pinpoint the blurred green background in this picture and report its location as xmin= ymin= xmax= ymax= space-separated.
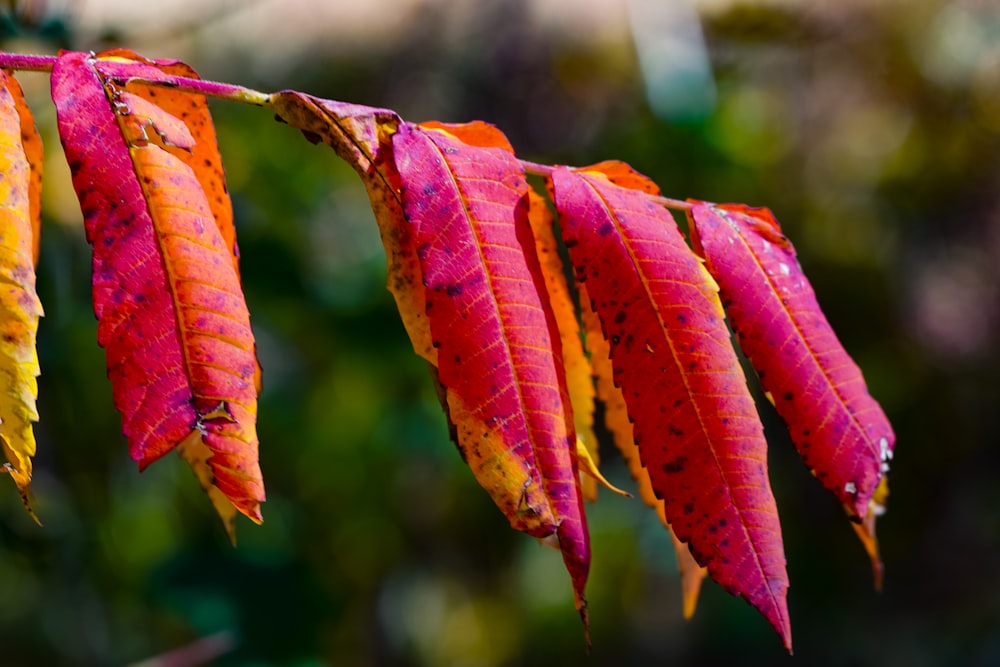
xmin=1 ymin=0 xmax=998 ymax=665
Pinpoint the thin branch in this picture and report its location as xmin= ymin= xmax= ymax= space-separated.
xmin=0 ymin=52 xmax=57 ymax=72
xmin=0 ymin=51 xmax=271 ymax=106
xmin=95 ymin=60 xmax=272 ymax=107
xmin=0 ymin=51 xmax=688 ymax=208
xmin=521 ymin=159 xmax=692 ymax=212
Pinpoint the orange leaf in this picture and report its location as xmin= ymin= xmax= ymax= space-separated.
xmin=110 ymin=49 xmax=260 ymax=394
xmin=51 ymin=50 xmax=263 ymax=529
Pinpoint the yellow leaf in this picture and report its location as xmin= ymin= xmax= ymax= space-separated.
xmin=0 ymin=70 xmax=42 ymax=523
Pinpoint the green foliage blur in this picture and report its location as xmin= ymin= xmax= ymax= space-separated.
xmin=2 ymin=0 xmax=998 ymax=665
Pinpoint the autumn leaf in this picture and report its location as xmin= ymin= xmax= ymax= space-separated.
xmin=551 ymin=165 xmax=791 ymax=649
xmin=573 ymin=162 xmax=709 ymax=617
xmin=523 ymin=187 xmax=603 ymax=501
xmin=580 ymin=283 xmax=708 ymax=617
xmin=271 ymin=97 xmax=597 ymax=629
xmin=0 ymin=69 xmax=43 ymax=522
xmin=687 ymin=202 xmax=894 ymax=579
xmin=50 ymin=50 xmax=263 ymax=528
xmin=391 ymin=122 xmax=593 ymax=629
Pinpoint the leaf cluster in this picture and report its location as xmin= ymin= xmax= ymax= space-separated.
xmin=0 ymin=48 xmax=896 ymax=651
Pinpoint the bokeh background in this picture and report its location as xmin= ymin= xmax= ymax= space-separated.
xmin=1 ymin=0 xmax=998 ymax=664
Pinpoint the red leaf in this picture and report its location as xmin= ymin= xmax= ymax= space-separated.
xmin=51 ymin=50 xmax=263 ymax=527
xmin=687 ymin=203 xmax=895 ymax=520
xmin=393 ymin=123 xmax=590 ymax=625
xmin=580 ymin=282 xmax=707 ymax=617
xmin=551 ymin=165 xmax=791 ymax=650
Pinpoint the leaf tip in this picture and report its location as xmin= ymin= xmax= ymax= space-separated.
xmin=575 ymin=437 xmax=630 ymax=498
xmin=578 ymin=598 xmax=591 ymax=654
xmin=2 ymin=461 xmax=41 ymax=525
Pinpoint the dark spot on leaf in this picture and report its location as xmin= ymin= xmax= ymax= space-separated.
xmin=783 ymin=392 xmax=794 ymax=401
xmin=662 ymin=456 xmax=687 ymax=473
xmin=683 ymin=503 xmax=694 ymax=515
xmin=611 ymin=334 xmax=620 ymax=345
xmin=598 ymin=222 xmax=613 ymax=236
xmin=446 ymin=284 xmax=463 ymax=296
xmin=676 ymin=314 xmax=687 ymax=324
xmin=614 ymin=310 xmax=626 ymax=324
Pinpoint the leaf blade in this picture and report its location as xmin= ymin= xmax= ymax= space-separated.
xmin=551 ymin=166 xmax=791 ymax=649
xmin=51 ymin=50 xmax=264 ymax=524
xmin=686 ymin=203 xmax=895 ymax=521
xmin=580 ymin=281 xmax=707 ymax=616
xmin=0 ymin=70 xmax=43 ymax=521
xmin=394 ymin=123 xmax=590 ymax=621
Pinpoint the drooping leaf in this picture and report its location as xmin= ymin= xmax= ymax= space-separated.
xmin=392 ymin=121 xmax=591 ymax=628
xmin=686 ymin=203 xmax=895 ymax=565
xmin=268 ymin=104 xmax=595 ymax=622
xmin=551 ymin=165 xmax=791 ymax=650
xmin=575 ymin=164 xmax=710 ymax=618
xmin=586 ymin=278 xmax=707 ymax=619
xmin=267 ymin=93 xmax=434 ymax=362
xmin=524 ymin=187 xmax=601 ymax=501
xmin=0 ymin=69 xmax=42 ymax=522
xmin=51 ymin=50 xmax=264 ymax=526
xmin=581 ymin=283 xmax=707 ymax=616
